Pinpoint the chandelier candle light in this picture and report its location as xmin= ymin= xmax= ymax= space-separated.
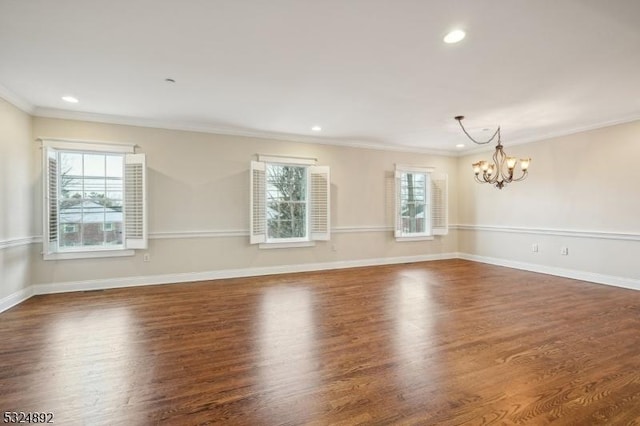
xmin=454 ymin=116 xmax=531 ymax=189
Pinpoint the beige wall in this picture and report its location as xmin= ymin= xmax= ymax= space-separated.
xmin=457 ymin=120 xmax=640 ymax=281
xmin=3 ymin=96 xmax=638 ymax=297
xmin=30 ymin=117 xmax=459 ymax=286
xmin=0 ymin=97 xmax=33 ymax=300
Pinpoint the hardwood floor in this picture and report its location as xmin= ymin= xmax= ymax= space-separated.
xmin=1 ymin=259 xmax=640 ymax=425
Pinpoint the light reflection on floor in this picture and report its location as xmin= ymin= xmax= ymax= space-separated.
xmin=391 ymin=270 xmax=438 ymax=388
xmin=44 ymin=307 xmax=145 ymax=423
xmin=256 ymin=285 xmax=321 ymax=420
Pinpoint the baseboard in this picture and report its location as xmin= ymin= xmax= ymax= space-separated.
xmin=458 ymin=253 xmax=640 ymax=291
xmin=4 ymin=251 xmax=638 ymax=314
xmin=0 ymin=286 xmax=34 ymax=313
xmin=31 ymin=253 xmax=458 ymax=295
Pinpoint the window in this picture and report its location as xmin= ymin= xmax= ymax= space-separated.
xmin=395 ymin=165 xmax=447 ymax=240
xmin=266 ymin=164 xmax=308 ymax=241
xmin=63 ymin=224 xmax=78 ymax=234
xmin=42 ymin=139 xmax=147 ymax=260
xmin=250 ymin=156 xmax=330 ymax=247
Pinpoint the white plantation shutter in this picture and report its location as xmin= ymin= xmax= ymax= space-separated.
xmin=309 ymin=165 xmax=330 ymax=241
xmin=43 ymin=148 xmax=58 ymax=254
xmin=250 ymin=161 xmax=266 ymax=244
xmin=431 ymin=172 xmax=448 ymax=235
xmin=394 ymin=170 xmax=403 ymax=238
xmin=124 ymin=153 xmax=147 ymax=249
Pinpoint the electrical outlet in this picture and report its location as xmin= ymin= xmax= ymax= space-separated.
xmin=532 ymin=244 xmax=538 ymax=253
xmin=143 ymin=253 xmax=151 ymax=262
xmin=331 ymin=244 xmax=337 ymax=252
xmin=560 ymin=247 xmax=568 ymax=256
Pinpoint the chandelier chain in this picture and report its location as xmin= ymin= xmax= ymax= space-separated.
xmin=455 ymin=116 xmax=500 ymax=145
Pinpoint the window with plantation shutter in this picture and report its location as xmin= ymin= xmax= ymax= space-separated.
xmin=250 ymin=161 xmax=266 ymax=244
xmin=431 ymin=173 xmax=448 ymax=235
xmin=125 ymin=154 xmax=147 ymax=249
xmin=250 ymin=156 xmax=330 ymax=247
xmin=40 ymin=139 xmax=146 ymax=260
xmin=394 ymin=164 xmax=447 ymax=241
xmin=309 ymin=166 xmax=330 ymax=240
xmin=44 ymin=148 xmax=58 ymax=253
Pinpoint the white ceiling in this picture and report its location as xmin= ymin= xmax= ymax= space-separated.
xmin=1 ymin=0 xmax=639 ymax=153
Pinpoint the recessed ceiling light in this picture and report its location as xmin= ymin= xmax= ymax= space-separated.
xmin=61 ymin=95 xmax=79 ymax=103
xmin=311 ymin=126 xmax=322 ymax=132
xmin=444 ymin=29 xmax=466 ymax=44
xmin=456 ymin=144 xmax=465 ymax=148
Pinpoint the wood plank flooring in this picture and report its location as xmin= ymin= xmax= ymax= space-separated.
xmin=1 ymin=259 xmax=640 ymax=425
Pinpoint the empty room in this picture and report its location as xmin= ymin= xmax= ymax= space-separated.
xmin=1 ymin=0 xmax=639 ymax=424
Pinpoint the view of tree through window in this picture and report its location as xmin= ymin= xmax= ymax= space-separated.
xmin=400 ymin=172 xmax=427 ymax=234
xmin=266 ymin=164 xmax=307 ymax=239
xmin=58 ymin=152 xmax=124 ymax=248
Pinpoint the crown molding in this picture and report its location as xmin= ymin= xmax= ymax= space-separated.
xmin=32 ymin=107 xmax=458 ymax=157
xmin=460 ymin=113 xmax=640 ymax=157
xmin=0 ymin=83 xmax=35 ymax=114
xmin=7 ymin=101 xmax=637 ymax=159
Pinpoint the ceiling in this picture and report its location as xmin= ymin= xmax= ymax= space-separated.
xmin=1 ymin=0 xmax=639 ymax=154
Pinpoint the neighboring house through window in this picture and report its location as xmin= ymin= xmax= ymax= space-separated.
xmin=41 ymin=139 xmax=147 ymax=260
xmin=394 ymin=164 xmax=448 ymax=241
xmin=250 ymin=155 xmax=330 ymax=247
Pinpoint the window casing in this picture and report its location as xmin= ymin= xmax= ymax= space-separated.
xmin=250 ymin=156 xmax=330 ymax=247
xmin=41 ymin=139 xmax=147 ymax=260
xmin=395 ymin=165 xmax=448 ymax=241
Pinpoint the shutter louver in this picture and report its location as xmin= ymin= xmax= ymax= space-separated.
xmin=125 ymin=153 xmax=147 ymax=249
xmin=250 ymin=161 xmax=266 ymax=244
xmin=394 ymin=170 xmax=403 ymax=238
xmin=431 ymin=173 xmax=448 ymax=235
xmin=309 ymin=165 xmax=330 ymax=241
xmin=45 ymin=148 xmax=58 ymax=253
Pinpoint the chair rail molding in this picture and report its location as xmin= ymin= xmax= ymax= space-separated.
xmin=455 ymin=224 xmax=640 ymax=241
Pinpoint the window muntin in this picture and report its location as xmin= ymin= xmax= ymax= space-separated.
xmin=399 ymin=172 xmax=429 ymax=235
xmin=266 ymin=164 xmax=308 ymax=241
xmin=57 ymin=151 xmax=125 ymax=250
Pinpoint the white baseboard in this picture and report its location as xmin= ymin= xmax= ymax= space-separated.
xmin=31 ymin=253 xmax=458 ymax=295
xmin=3 ymin=251 xmax=639 ymax=314
xmin=0 ymin=286 xmax=34 ymax=313
xmin=458 ymin=253 xmax=640 ymax=291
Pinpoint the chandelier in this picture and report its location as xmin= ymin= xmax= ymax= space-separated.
xmin=454 ymin=116 xmax=530 ymax=189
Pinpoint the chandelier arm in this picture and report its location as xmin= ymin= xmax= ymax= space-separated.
xmin=493 ymin=148 xmax=504 ymax=183
xmin=455 ymin=117 xmax=500 ymax=145
xmin=511 ymin=171 xmax=529 ymax=182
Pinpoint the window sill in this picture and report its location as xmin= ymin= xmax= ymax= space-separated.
xmin=259 ymin=241 xmax=316 ymax=249
xmin=395 ymin=235 xmax=435 ymax=242
xmin=43 ymin=249 xmax=135 ymax=261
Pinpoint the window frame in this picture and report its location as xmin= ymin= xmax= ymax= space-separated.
xmin=250 ymin=155 xmax=330 ymax=248
xmin=394 ymin=164 xmax=448 ymax=242
xmin=265 ymin=162 xmax=310 ymax=244
xmin=41 ymin=139 xmax=146 ymax=260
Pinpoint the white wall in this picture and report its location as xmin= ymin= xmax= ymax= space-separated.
xmin=457 ymin=120 xmax=640 ymax=287
xmin=0 ymin=97 xmax=34 ymax=305
xmin=30 ymin=117 xmax=459 ymax=288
